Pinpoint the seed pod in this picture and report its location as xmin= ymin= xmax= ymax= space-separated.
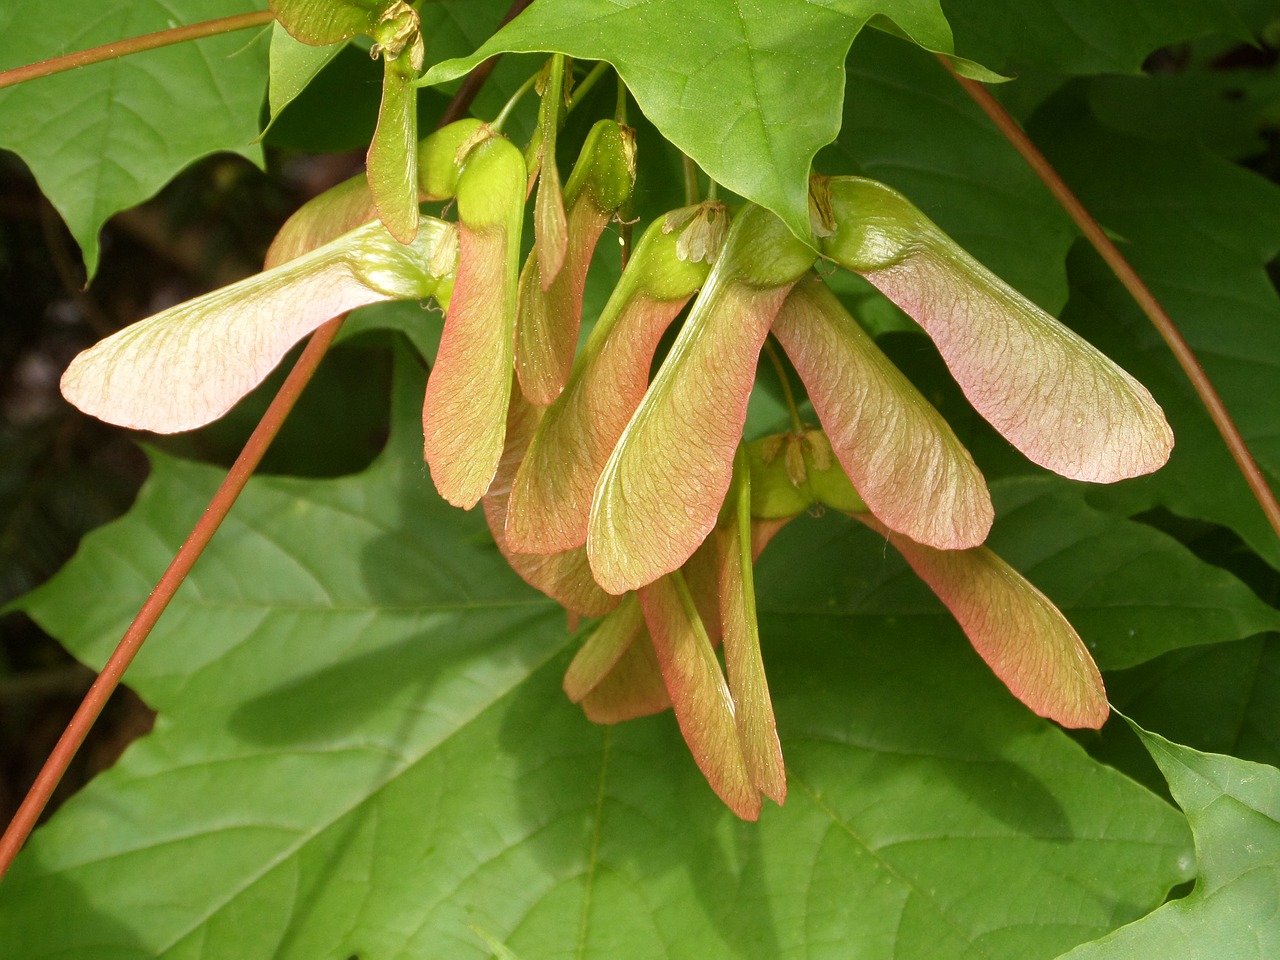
xmin=422 ymin=134 xmax=526 ymax=509
xmin=416 ymin=118 xmax=488 ymax=201
xmin=588 ymin=204 xmax=816 ymax=595
xmin=815 ymin=175 xmax=1172 ymax=483
xmin=505 ymin=209 xmax=711 ymax=557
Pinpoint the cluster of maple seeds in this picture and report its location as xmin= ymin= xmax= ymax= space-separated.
xmin=60 ymin=102 xmax=1173 ymax=820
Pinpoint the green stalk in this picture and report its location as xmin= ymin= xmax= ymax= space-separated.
xmin=566 ymin=61 xmax=611 ymax=114
xmin=763 ymin=338 xmax=804 ymax=435
xmin=491 ymin=70 xmax=539 ymax=133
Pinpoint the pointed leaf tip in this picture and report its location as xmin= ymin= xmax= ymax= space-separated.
xmin=819 ymin=177 xmax=1173 ymax=484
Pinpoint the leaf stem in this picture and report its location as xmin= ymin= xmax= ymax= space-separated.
xmin=0 ymin=314 xmax=348 ymax=884
xmin=491 ymin=69 xmax=539 ymax=133
xmin=566 ymin=61 xmax=610 ymax=114
xmin=433 ymin=0 xmax=536 ymax=126
xmin=682 ymin=154 xmax=700 ymax=206
xmin=941 ymin=56 xmax=1280 ymax=546
xmin=615 ymin=72 xmax=628 ymax=126
xmin=764 ymin=338 xmax=804 ymax=434
xmin=0 ymin=11 xmax=275 ymax=91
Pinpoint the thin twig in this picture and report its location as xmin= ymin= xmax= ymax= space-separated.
xmin=0 ymin=0 xmax=538 ymax=882
xmin=435 ymin=0 xmax=535 ymax=127
xmin=0 ymin=315 xmax=347 ymax=883
xmin=941 ymin=56 xmax=1280 ymax=545
xmin=0 ymin=12 xmax=275 ymax=91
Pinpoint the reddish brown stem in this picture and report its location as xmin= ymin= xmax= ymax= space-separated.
xmin=0 ymin=12 xmax=275 ymax=91
xmin=0 ymin=315 xmax=347 ymax=883
xmin=436 ymin=0 xmax=535 ymax=126
xmin=942 ymin=56 xmax=1280 ymax=545
xmin=0 ymin=0 xmax=532 ymax=883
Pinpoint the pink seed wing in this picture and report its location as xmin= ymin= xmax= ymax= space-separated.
xmin=563 ymin=594 xmax=645 ymax=702
xmin=717 ymin=485 xmax=786 ymax=803
xmin=866 ymin=248 xmax=1171 ymax=482
xmin=424 ymin=224 xmax=515 ymax=508
xmin=580 ymin=627 xmax=672 ymax=724
xmin=482 ymin=385 xmax=617 ymax=617
xmin=588 ymin=282 xmax=788 ymax=594
xmin=508 ymin=293 xmax=686 ymax=555
xmin=773 ymin=275 xmax=993 ymax=549
xmin=640 ymin=574 xmax=761 ymax=819
xmin=861 ymin=515 xmax=1108 ymax=729
xmin=62 ymin=218 xmax=451 ymax=434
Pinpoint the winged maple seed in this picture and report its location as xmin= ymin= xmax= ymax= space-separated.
xmin=55 ymin=80 xmax=1174 ymax=821
xmin=508 ymin=187 xmax=1171 ymax=816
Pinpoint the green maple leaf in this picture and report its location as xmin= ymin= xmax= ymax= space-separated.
xmin=6 ymin=348 xmax=1269 ymax=959
xmin=421 ymin=0 xmax=1000 ymax=242
xmin=0 ymin=0 xmax=271 ymax=278
xmin=1058 ymin=719 xmax=1280 ymax=958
